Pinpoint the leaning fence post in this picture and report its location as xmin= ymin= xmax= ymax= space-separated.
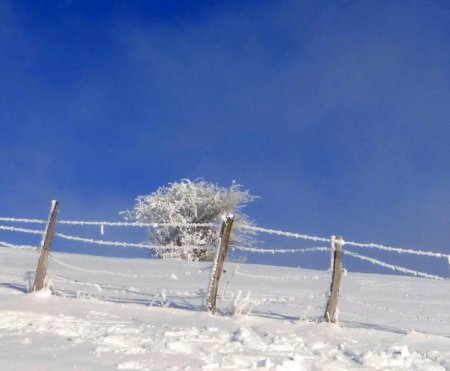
xmin=33 ymin=200 xmax=59 ymax=292
xmin=324 ymin=235 xmax=344 ymax=323
xmin=206 ymin=214 xmax=235 ymax=314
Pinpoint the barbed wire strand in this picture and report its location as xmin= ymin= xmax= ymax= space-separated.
xmin=0 ymin=224 xmax=45 ymax=235
xmin=232 ymin=245 xmax=330 ymax=254
xmin=48 ymin=274 xmax=160 ymax=301
xmin=49 ymin=273 xmax=205 ymax=301
xmin=0 ymin=217 xmax=47 ymax=224
xmin=0 ymin=217 xmax=216 ymax=228
xmin=344 ymin=250 xmax=444 ymax=280
xmin=341 ymin=295 xmax=450 ymax=326
xmin=2 ymin=217 xmax=449 ymax=264
xmin=59 ymin=220 xmax=216 ymax=228
xmin=233 ymin=266 xmax=324 ymax=282
xmin=49 ymin=254 xmax=179 ymax=279
xmin=0 ymin=240 xmax=39 ymax=251
xmin=2 ymin=217 xmax=448 ymax=259
xmin=54 ymin=232 xmax=215 ymax=251
xmin=239 ymin=225 xmax=330 ymax=243
xmin=344 ymin=240 xmax=450 ymax=260
xmin=55 ymin=232 xmax=153 ymax=249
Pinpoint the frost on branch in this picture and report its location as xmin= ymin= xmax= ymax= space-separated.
xmin=124 ymin=179 xmax=258 ymax=261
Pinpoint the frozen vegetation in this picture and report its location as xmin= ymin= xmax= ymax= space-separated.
xmin=123 ymin=180 xmax=257 ymax=261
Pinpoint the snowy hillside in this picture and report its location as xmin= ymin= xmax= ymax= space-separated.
xmin=1 ymin=248 xmax=449 ymax=370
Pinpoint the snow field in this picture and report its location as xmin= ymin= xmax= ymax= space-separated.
xmin=1 ymin=248 xmax=450 ymax=370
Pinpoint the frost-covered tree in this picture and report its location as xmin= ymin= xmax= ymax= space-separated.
xmin=125 ymin=179 xmax=257 ymax=261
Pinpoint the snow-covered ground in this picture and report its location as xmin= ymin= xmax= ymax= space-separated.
xmin=1 ymin=247 xmax=450 ymax=370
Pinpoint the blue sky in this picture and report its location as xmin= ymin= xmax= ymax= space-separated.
xmin=1 ymin=1 xmax=449 ymax=275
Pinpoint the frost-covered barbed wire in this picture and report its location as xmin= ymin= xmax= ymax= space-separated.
xmin=3 ymin=216 xmax=449 ymax=263
xmin=0 ymin=224 xmax=45 ymax=235
xmin=49 ymin=274 xmax=159 ymax=298
xmin=344 ymin=239 xmax=450 ymax=260
xmin=0 ymin=217 xmax=216 ymax=228
xmin=50 ymin=274 xmax=204 ymax=305
xmin=239 ymin=225 xmax=330 ymax=243
xmin=338 ymin=309 xmax=372 ymax=325
xmin=55 ymin=232 xmax=154 ymax=249
xmin=224 ymin=291 xmax=327 ymax=302
xmin=0 ymin=217 xmax=47 ymax=224
xmin=344 ymin=250 xmax=445 ymax=280
xmin=232 ymin=245 xmax=330 ymax=254
xmin=54 ymin=232 xmax=215 ymax=251
xmin=48 ymin=274 xmax=105 ymax=290
xmin=59 ymin=220 xmax=216 ymax=228
xmin=234 ymin=267 xmax=323 ymax=282
xmin=0 ymin=240 xmax=38 ymax=251
xmin=49 ymin=254 xmax=179 ymax=279
xmin=49 ymin=274 xmax=159 ymax=303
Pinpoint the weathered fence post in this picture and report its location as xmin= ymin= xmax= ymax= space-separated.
xmin=206 ymin=214 xmax=235 ymax=314
xmin=33 ymin=200 xmax=59 ymax=292
xmin=324 ymin=235 xmax=344 ymax=323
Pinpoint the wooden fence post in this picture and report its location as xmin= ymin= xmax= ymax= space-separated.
xmin=206 ymin=215 xmax=235 ymax=314
xmin=33 ymin=200 xmax=59 ymax=292
xmin=324 ymin=235 xmax=344 ymax=323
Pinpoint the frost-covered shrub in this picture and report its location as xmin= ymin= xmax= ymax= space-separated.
xmin=124 ymin=179 xmax=257 ymax=261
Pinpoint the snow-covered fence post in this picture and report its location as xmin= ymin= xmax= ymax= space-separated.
xmin=324 ymin=235 xmax=344 ymax=323
xmin=33 ymin=200 xmax=59 ymax=292
xmin=206 ymin=214 xmax=235 ymax=314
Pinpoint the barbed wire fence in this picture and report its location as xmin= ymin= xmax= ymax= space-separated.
xmin=1 ymin=200 xmax=449 ymax=327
